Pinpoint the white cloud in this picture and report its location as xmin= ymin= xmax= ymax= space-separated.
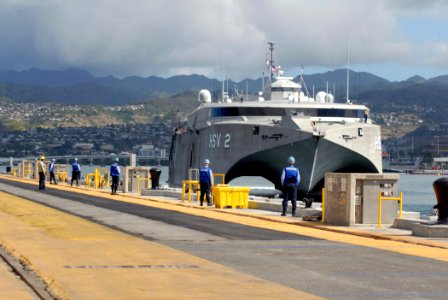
xmin=425 ymin=41 xmax=448 ymax=69
xmin=0 ymin=0 xmax=446 ymax=80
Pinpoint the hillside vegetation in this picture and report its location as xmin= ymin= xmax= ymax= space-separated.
xmin=1 ymin=68 xmax=448 ymax=142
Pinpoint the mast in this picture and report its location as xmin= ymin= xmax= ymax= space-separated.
xmin=222 ymin=74 xmax=225 ymax=101
xmin=266 ymin=42 xmax=276 ymax=99
xmin=346 ymin=36 xmax=350 ymax=103
xmin=268 ymin=42 xmax=275 ymax=82
xmin=268 ymin=42 xmax=275 ymax=86
xmin=262 ymin=70 xmax=265 ymax=92
xmin=213 ymin=65 xmax=215 ymax=101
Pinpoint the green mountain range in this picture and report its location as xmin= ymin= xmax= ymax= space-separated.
xmin=1 ymin=68 xmax=448 ymax=141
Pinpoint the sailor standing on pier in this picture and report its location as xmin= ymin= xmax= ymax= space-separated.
xmin=49 ymin=159 xmax=57 ymax=184
xmin=199 ymin=159 xmax=213 ymax=206
xmin=280 ymin=156 xmax=300 ymax=216
xmin=38 ymin=156 xmax=46 ymax=190
xmin=71 ymin=158 xmax=81 ymax=187
xmin=110 ymin=158 xmax=121 ymax=195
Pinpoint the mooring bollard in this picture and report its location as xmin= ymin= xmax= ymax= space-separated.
xmin=433 ymin=177 xmax=448 ymax=224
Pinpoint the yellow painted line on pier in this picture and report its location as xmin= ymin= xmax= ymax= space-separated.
xmin=0 ymin=191 xmax=323 ymax=300
xmin=0 ymin=260 xmax=35 ymax=300
xmin=2 ymin=175 xmax=448 ymax=263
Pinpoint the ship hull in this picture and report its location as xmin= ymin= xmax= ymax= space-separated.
xmin=169 ymin=119 xmax=382 ymax=198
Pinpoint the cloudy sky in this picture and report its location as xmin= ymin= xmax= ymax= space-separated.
xmin=0 ymin=0 xmax=447 ymax=81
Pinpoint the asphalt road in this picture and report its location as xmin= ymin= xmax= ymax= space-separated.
xmin=1 ymin=178 xmax=448 ymax=300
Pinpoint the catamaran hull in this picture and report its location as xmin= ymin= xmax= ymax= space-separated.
xmin=169 ymin=121 xmax=382 ymax=197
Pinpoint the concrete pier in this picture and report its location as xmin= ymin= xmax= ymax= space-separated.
xmin=1 ymin=174 xmax=448 ymax=299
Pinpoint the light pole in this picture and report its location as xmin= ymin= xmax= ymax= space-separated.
xmin=436 ymin=136 xmax=440 ymax=156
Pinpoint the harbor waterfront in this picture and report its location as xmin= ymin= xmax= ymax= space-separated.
xmin=160 ymin=166 xmax=439 ymax=216
xmin=0 ymin=164 xmax=439 ymax=216
xmin=0 ymin=173 xmax=448 ymax=299
xmin=231 ymin=172 xmax=440 ymax=217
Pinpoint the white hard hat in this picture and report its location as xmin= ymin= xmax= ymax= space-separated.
xmin=203 ymin=159 xmax=210 ymax=164
xmin=288 ymin=156 xmax=295 ymax=164
xmin=115 ymin=158 xmax=119 ymax=162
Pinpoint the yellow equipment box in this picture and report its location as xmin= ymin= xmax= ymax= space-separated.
xmin=213 ymin=185 xmax=250 ymax=209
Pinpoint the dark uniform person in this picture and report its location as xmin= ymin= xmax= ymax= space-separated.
xmin=49 ymin=159 xmax=57 ymax=184
xmin=110 ymin=158 xmax=121 ymax=195
xmin=38 ymin=156 xmax=46 ymax=190
xmin=71 ymin=158 xmax=81 ymax=187
xmin=199 ymin=159 xmax=213 ymax=206
xmin=280 ymin=156 xmax=300 ymax=216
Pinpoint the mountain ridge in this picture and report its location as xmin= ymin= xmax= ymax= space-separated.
xmin=3 ymin=67 xmax=444 ymax=105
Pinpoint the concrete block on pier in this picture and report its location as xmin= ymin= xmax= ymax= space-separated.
xmin=412 ymin=223 xmax=448 ymax=238
xmin=393 ymin=217 xmax=423 ymax=231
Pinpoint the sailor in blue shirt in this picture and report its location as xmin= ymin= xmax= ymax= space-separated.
xmin=110 ymin=158 xmax=121 ymax=195
xmin=280 ymin=156 xmax=300 ymax=216
xmin=71 ymin=158 xmax=81 ymax=187
xmin=199 ymin=159 xmax=213 ymax=206
xmin=49 ymin=159 xmax=57 ymax=184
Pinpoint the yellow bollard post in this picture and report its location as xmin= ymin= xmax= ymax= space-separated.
xmin=321 ymin=188 xmax=325 ymax=223
xmin=196 ymin=182 xmax=200 ymax=204
xmin=378 ymin=191 xmax=403 ymax=228
xmin=188 ymin=181 xmax=192 ymax=203
xmin=378 ymin=192 xmax=382 ymax=228
xmin=182 ymin=181 xmax=186 ymax=202
xmin=94 ymin=169 xmax=99 ymax=189
xmin=86 ymin=174 xmax=92 ymax=188
xmin=137 ymin=175 xmax=141 ymax=194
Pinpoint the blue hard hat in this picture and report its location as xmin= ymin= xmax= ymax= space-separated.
xmin=288 ymin=156 xmax=295 ymax=164
xmin=203 ymin=159 xmax=210 ymax=164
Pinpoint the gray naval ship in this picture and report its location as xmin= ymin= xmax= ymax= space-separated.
xmin=169 ymin=44 xmax=382 ymax=200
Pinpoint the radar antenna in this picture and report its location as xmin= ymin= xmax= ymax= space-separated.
xmin=265 ymin=42 xmax=276 ymax=98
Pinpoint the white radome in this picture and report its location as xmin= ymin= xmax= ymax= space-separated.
xmin=198 ymin=89 xmax=212 ymax=103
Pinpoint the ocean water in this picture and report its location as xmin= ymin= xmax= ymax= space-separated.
xmin=396 ymin=174 xmax=439 ymax=216
xmin=1 ymin=164 xmax=439 ymax=216
xmin=229 ymin=173 xmax=439 ymax=216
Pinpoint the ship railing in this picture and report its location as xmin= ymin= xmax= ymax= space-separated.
xmin=213 ymin=173 xmax=225 ymax=185
xmin=181 ymin=180 xmax=200 ymax=203
xmin=137 ymin=175 xmax=151 ymax=194
xmin=181 ymin=173 xmax=226 ymax=204
xmin=378 ymin=191 xmax=403 ymax=228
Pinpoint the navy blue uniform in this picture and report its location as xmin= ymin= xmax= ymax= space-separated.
xmin=280 ymin=165 xmax=300 ymax=216
xmin=199 ymin=165 xmax=213 ymax=206
xmin=110 ymin=162 xmax=121 ymax=194
xmin=71 ymin=162 xmax=81 ymax=186
xmin=49 ymin=162 xmax=57 ymax=184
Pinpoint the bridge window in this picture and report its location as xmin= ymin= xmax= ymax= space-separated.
xmin=271 ymin=87 xmax=299 ymax=92
xmin=210 ymin=107 xmax=363 ymax=118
